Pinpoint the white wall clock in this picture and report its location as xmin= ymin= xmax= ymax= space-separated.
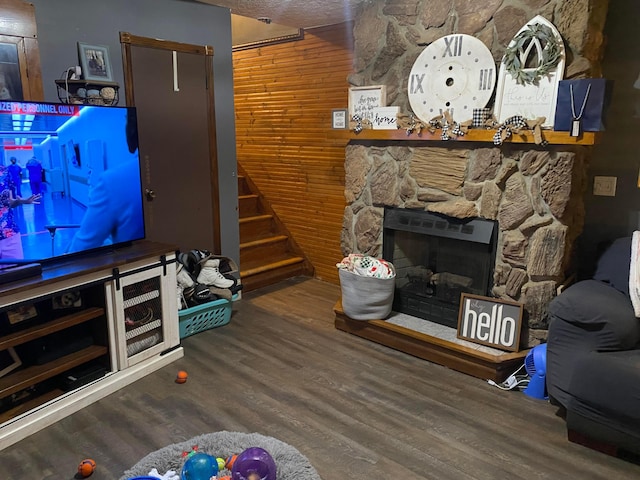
xmin=493 ymin=15 xmax=565 ymax=128
xmin=408 ymin=34 xmax=496 ymax=124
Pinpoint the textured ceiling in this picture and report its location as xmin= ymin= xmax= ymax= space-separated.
xmin=196 ymin=0 xmax=366 ymax=29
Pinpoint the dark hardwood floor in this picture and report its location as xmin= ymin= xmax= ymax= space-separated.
xmin=0 ymin=277 xmax=639 ymax=479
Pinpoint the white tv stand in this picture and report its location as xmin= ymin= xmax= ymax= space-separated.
xmin=0 ymin=241 xmax=183 ymax=450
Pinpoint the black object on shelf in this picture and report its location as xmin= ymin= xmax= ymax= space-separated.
xmin=0 ymin=262 xmax=42 ymax=285
xmin=55 ymin=79 xmax=120 ymax=106
xmin=60 ymin=362 xmax=108 ymax=391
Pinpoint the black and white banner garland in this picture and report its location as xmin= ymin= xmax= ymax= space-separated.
xmin=429 ymin=111 xmax=471 ymax=140
xmin=491 ymin=115 xmax=548 ymax=146
xmin=350 ymin=114 xmax=372 ymax=133
xmin=396 ymin=113 xmax=425 ymax=136
xmin=389 ymin=111 xmax=548 ymax=147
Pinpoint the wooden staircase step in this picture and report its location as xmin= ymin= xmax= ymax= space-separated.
xmin=241 ymin=255 xmax=305 ymax=277
xmin=240 ymin=235 xmax=290 ymax=264
xmin=239 ymin=214 xmax=276 ymax=241
xmin=240 ymin=235 xmax=289 ymax=250
xmin=239 ymin=214 xmax=273 ymax=224
xmin=240 ymin=256 xmax=308 ymax=292
xmin=237 ymin=175 xmax=252 ymax=196
xmin=239 ymin=194 xmax=260 ymax=218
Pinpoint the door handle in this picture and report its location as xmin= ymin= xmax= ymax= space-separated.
xmin=145 ymin=189 xmax=156 ymax=201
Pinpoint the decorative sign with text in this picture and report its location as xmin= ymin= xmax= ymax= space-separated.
xmin=348 ymin=85 xmax=386 ymax=123
xmin=457 ymin=293 xmax=523 ymax=352
xmin=371 ymin=106 xmax=399 ymax=130
xmin=493 ymin=16 xmax=565 ymax=128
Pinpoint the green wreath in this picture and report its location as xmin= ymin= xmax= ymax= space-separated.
xmin=503 ymin=23 xmax=562 ymax=86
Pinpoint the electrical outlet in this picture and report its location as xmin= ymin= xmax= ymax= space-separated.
xmin=67 ymin=66 xmax=82 ymax=80
xmin=593 ymin=176 xmax=617 ymax=196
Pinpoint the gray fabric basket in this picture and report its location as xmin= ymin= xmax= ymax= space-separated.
xmin=339 ymin=268 xmax=395 ymax=320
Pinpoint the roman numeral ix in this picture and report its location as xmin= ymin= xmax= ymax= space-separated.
xmin=410 ymin=73 xmax=425 ymax=94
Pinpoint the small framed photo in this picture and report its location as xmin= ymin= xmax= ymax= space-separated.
xmin=6 ymin=304 xmax=38 ymax=325
xmin=77 ymin=42 xmax=113 ymax=82
xmin=0 ymin=347 xmax=22 ymax=378
xmin=332 ymin=109 xmax=348 ymax=129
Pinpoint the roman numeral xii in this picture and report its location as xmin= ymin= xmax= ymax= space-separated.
xmin=443 ymin=35 xmax=463 ymax=57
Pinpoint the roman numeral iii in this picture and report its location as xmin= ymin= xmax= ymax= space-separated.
xmin=478 ymin=69 xmax=493 ymax=90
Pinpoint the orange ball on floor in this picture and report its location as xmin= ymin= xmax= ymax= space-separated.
xmin=176 ymin=370 xmax=188 ymax=384
xmin=78 ymin=458 xmax=96 ymax=477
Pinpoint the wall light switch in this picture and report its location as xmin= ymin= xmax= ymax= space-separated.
xmin=593 ymin=176 xmax=617 ymax=196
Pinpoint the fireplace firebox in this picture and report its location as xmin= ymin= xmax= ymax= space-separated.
xmin=383 ymin=207 xmax=498 ymax=329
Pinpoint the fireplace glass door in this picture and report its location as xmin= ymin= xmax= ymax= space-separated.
xmin=383 ymin=207 xmax=498 ymax=328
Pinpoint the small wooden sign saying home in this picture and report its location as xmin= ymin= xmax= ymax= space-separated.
xmin=457 ymin=293 xmax=523 ymax=352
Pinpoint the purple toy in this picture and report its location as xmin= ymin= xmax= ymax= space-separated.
xmin=231 ymin=447 xmax=277 ymax=480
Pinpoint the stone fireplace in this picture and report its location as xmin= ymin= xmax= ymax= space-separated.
xmin=339 ymin=0 xmax=607 ymax=347
xmin=341 ymin=143 xmax=588 ymax=346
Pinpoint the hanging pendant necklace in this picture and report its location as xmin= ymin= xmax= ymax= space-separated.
xmin=570 ymin=82 xmax=591 ymax=137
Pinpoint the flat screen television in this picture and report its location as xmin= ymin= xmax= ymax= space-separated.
xmin=0 ymin=101 xmax=145 ymax=266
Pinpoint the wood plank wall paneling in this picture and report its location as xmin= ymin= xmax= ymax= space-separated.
xmin=233 ymin=24 xmax=353 ymax=285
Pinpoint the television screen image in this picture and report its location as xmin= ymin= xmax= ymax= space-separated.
xmin=0 ymin=101 xmax=145 ymax=263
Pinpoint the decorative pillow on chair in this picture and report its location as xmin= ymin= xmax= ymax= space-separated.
xmin=593 ymin=236 xmax=631 ymax=297
xmin=630 ymin=231 xmax=640 ymax=317
xmin=548 ymin=279 xmax=640 ymax=351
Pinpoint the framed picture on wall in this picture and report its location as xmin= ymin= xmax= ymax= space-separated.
xmin=78 ymin=42 xmax=113 ymax=82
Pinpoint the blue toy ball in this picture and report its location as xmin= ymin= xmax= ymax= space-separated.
xmin=232 ymin=447 xmax=277 ymax=480
xmin=181 ymin=452 xmax=219 ymax=480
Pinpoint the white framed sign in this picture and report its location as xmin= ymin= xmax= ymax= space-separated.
xmin=457 ymin=293 xmax=523 ymax=352
xmin=348 ymin=85 xmax=386 ymax=123
xmin=493 ymin=16 xmax=565 ymax=128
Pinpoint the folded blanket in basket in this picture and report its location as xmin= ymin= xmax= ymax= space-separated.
xmin=336 ymin=254 xmax=395 ymax=279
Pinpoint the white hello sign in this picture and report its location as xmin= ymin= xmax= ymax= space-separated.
xmin=457 ymin=293 xmax=523 ymax=352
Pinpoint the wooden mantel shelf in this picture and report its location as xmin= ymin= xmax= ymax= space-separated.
xmin=330 ymin=128 xmax=600 ymax=146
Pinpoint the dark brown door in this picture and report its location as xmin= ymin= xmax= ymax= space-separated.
xmin=120 ymin=33 xmax=220 ymax=254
